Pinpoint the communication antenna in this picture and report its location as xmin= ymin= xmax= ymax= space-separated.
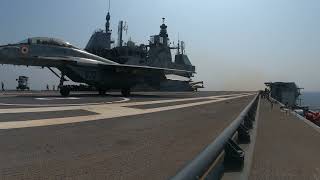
xmin=124 ymin=22 xmax=128 ymax=35
xmin=118 ymin=21 xmax=123 ymax=47
xmin=177 ymin=33 xmax=180 ymax=54
xmin=117 ymin=20 xmax=129 ymax=47
xmin=108 ymin=0 xmax=111 ymax=12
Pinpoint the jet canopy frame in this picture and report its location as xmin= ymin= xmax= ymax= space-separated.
xmin=18 ymin=37 xmax=77 ymax=49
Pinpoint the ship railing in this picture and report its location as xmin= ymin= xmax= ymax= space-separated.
xmin=171 ymin=93 xmax=260 ymax=180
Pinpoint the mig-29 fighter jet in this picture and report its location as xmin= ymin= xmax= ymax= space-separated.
xmin=0 ymin=37 xmax=193 ymax=96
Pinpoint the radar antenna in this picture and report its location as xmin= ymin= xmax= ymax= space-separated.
xmin=181 ymin=41 xmax=185 ymax=54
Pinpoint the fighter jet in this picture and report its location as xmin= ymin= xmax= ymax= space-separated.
xmin=0 ymin=37 xmax=193 ymax=96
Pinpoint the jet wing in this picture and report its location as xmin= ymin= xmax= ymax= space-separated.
xmin=38 ymin=56 xmax=110 ymax=66
xmin=106 ymin=63 xmax=194 ymax=77
xmin=0 ymin=55 xmax=114 ymax=67
xmin=0 ymin=52 xmax=193 ymax=78
xmin=39 ymin=56 xmax=194 ymax=77
xmin=0 ymin=43 xmax=194 ymax=78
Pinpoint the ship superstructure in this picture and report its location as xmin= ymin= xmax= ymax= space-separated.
xmin=265 ymin=82 xmax=301 ymax=106
xmin=85 ymin=10 xmax=203 ymax=91
xmin=85 ymin=11 xmax=114 ymax=51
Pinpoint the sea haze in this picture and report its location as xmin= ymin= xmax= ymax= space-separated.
xmin=300 ymin=92 xmax=320 ymax=111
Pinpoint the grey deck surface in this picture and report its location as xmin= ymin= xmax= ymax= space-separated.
xmin=249 ymin=99 xmax=320 ymax=180
xmin=0 ymin=92 xmax=253 ymax=180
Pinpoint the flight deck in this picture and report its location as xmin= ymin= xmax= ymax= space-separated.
xmin=0 ymin=91 xmax=253 ymax=179
xmin=0 ymin=91 xmax=319 ymax=180
xmin=248 ymin=100 xmax=320 ymax=180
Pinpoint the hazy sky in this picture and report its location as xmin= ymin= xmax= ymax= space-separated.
xmin=0 ymin=0 xmax=319 ymax=91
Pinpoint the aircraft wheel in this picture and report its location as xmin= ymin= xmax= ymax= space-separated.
xmin=98 ymin=90 xmax=106 ymax=95
xmin=121 ymin=88 xmax=131 ymax=97
xmin=60 ymin=87 xmax=70 ymax=97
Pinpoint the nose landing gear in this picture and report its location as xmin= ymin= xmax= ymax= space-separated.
xmin=57 ymin=71 xmax=70 ymax=97
xmin=60 ymin=86 xmax=70 ymax=97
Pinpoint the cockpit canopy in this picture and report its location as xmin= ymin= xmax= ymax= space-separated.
xmin=19 ymin=37 xmax=77 ymax=48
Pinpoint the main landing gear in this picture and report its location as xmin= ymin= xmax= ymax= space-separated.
xmin=98 ymin=89 xmax=106 ymax=95
xmin=121 ymin=88 xmax=131 ymax=97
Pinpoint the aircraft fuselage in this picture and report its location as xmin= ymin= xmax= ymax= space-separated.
xmin=0 ymin=37 xmax=192 ymax=96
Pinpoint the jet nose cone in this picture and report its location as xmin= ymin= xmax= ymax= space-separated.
xmin=0 ymin=45 xmax=21 ymax=61
xmin=0 ymin=47 xmax=4 ymax=57
xmin=0 ymin=46 xmax=10 ymax=60
xmin=0 ymin=47 xmax=5 ymax=58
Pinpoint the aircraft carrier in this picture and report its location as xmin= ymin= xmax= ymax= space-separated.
xmin=0 ymin=89 xmax=319 ymax=180
xmin=0 ymin=6 xmax=320 ymax=180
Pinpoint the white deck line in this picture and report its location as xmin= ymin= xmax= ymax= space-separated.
xmin=0 ymin=93 xmax=253 ymax=114
xmin=0 ymin=93 xmax=255 ymax=129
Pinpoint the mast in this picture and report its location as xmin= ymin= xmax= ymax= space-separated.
xmin=118 ymin=21 xmax=123 ymax=47
xmin=177 ymin=33 xmax=180 ymax=55
xmin=104 ymin=0 xmax=112 ymax=49
xmin=105 ymin=0 xmax=111 ymax=33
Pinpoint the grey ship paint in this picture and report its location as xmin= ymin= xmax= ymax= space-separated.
xmin=85 ymin=10 xmax=203 ymax=91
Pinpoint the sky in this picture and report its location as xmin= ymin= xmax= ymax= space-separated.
xmin=0 ymin=0 xmax=320 ymax=91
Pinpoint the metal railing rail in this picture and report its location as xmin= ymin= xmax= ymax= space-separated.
xmin=171 ymin=94 xmax=260 ymax=180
